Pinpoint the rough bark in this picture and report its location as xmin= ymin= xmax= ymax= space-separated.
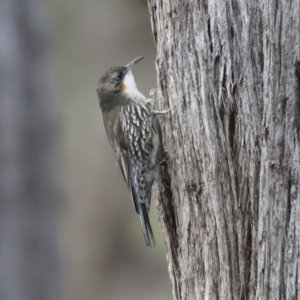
xmin=0 ymin=0 xmax=64 ymax=299
xmin=148 ymin=0 xmax=300 ymax=299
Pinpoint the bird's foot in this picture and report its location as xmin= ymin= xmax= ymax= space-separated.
xmin=146 ymin=88 xmax=172 ymax=115
xmin=145 ymin=88 xmax=158 ymax=105
xmin=152 ymin=107 xmax=173 ymax=115
xmin=149 ymin=88 xmax=157 ymax=98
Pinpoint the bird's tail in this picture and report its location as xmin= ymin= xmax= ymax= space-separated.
xmin=130 ymin=180 xmax=156 ymax=247
xmin=138 ymin=201 xmax=156 ymax=247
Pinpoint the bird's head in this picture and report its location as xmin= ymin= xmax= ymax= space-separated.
xmin=97 ymin=56 xmax=144 ymax=110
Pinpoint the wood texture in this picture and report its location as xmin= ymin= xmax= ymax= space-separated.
xmin=148 ymin=0 xmax=300 ymax=299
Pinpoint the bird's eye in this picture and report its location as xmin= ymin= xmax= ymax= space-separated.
xmin=115 ymin=72 xmax=123 ymax=81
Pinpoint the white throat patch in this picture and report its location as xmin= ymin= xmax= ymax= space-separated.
xmin=123 ymin=70 xmax=146 ymax=100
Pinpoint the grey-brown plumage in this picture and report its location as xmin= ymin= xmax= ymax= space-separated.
xmin=97 ymin=57 xmax=164 ymax=247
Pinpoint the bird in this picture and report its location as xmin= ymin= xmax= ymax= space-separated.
xmin=97 ymin=56 xmax=169 ymax=247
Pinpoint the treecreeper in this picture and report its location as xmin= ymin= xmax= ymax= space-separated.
xmin=97 ymin=57 xmax=170 ymax=247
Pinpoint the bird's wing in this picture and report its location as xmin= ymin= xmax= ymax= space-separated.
xmin=112 ymin=109 xmax=138 ymax=214
xmin=113 ymin=106 xmax=155 ymax=247
xmin=113 ymin=110 xmax=130 ymax=186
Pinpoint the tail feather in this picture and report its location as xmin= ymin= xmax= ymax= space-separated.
xmin=138 ymin=202 xmax=156 ymax=247
xmin=129 ymin=161 xmax=156 ymax=247
xmin=131 ymin=182 xmax=155 ymax=247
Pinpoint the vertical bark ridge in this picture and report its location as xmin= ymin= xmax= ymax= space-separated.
xmin=148 ymin=0 xmax=300 ymax=299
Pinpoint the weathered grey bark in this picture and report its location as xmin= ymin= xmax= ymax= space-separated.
xmin=0 ymin=0 xmax=64 ymax=299
xmin=148 ymin=0 xmax=300 ymax=299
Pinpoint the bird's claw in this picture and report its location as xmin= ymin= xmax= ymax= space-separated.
xmin=149 ymin=88 xmax=157 ymax=98
xmin=146 ymin=88 xmax=172 ymax=115
xmin=145 ymin=88 xmax=158 ymax=109
xmin=152 ymin=106 xmax=173 ymax=115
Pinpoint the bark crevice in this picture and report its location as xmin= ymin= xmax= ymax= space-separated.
xmin=148 ymin=0 xmax=300 ymax=299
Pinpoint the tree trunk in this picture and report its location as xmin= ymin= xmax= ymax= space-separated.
xmin=148 ymin=0 xmax=300 ymax=299
xmin=0 ymin=0 xmax=64 ymax=299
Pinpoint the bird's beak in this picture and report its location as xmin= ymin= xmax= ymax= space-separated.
xmin=125 ymin=56 xmax=144 ymax=71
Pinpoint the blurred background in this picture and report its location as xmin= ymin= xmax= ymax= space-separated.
xmin=0 ymin=0 xmax=172 ymax=299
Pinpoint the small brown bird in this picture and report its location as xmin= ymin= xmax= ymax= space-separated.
xmin=97 ymin=57 xmax=168 ymax=247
